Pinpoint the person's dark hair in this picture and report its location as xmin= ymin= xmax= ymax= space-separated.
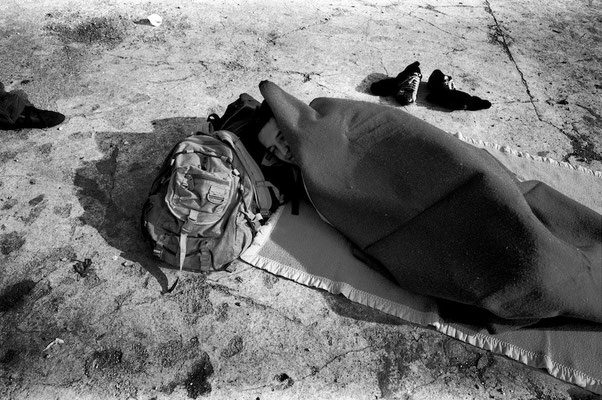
xmin=238 ymin=100 xmax=303 ymax=213
xmin=254 ymin=100 xmax=274 ymax=128
xmin=238 ymin=100 xmax=274 ymax=163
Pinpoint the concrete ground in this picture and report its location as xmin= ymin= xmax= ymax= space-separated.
xmin=1 ymin=0 xmax=601 ymax=399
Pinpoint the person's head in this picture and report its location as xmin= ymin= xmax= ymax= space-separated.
xmin=257 ymin=116 xmax=295 ymax=164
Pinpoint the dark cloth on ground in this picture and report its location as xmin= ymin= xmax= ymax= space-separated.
xmin=0 ymin=87 xmax=30 ymax=126
xmin=258 ymin=80 xmax=602 ymax=323
xmin=0 ymin=84 xmax=65 ymax=130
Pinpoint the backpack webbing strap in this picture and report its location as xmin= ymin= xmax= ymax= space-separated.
xmin=237 ymin=184 xmax=263 ymax=233
xmin=168 ymin=209 xmax=204 ymax=293
xmin=215 ymin=130 xmax=273 ymax=218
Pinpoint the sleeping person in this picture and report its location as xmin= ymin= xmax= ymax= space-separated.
xmin=251 ymin=80 xmax=602 ymax=324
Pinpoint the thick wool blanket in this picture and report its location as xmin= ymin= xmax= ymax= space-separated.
xmin=258 ymin=81 xmax=602 ymax=324
xmin=240 ymin=119 xmax=602 ymax=394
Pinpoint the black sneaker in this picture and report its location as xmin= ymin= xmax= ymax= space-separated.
xmin=394 ymin=61 xmax=422 ymax=105
xmin=395 ymin=71 xmax=422 ymax=105
xmin=370 ymin=61 xmax=422 ymax=99
xmin=427 ymin=69 xmax=456 ymax=93
xmin=427 ymin=70 xmax=491 ymax=111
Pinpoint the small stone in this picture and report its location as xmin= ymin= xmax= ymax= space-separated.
xmin=477 ymin=355 xmax=489 ymax=370
xmin=221 ymin=336 xmax=243 ymax=358
xmin=273 ymin=372 xmax=294 ymax=389
xmin=147 ymin=14 xmax=162 ymax=27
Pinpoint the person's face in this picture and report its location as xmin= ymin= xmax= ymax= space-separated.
xmin=257 ymin=118 xmax=294 ymax=163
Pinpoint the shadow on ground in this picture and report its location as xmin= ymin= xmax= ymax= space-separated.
xmin=322 ymin=291 xmax=406 ymax=325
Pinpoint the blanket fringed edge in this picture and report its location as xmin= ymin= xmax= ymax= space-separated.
xmin=433 ymin=322 xmax=602 ymax=394
xmin=454 ymin=132 xmax=602 ymax=177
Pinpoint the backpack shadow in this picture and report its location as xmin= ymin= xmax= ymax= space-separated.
xmin=72 ymin=117 xmax=207 ymax=292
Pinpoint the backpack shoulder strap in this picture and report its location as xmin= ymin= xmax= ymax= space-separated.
xmin=215 ymin=130 xmax=274 ymax=218
xmin=214 ymin=93 xmax=261 ymax=133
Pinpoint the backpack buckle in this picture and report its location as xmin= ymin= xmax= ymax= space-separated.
xmin=181 ymin=210 xmax=200 ymax=234
xmin=152 ymin=245 xmax=163 ymax=259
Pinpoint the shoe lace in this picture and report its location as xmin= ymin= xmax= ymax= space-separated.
xmin=399 ymin=73 xmax=421 ymax=92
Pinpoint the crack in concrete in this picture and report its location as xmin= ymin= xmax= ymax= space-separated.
xmin=484 ymin=0 xmax=542 ymax=121
xmin=420 ymin=4 xmax=447 ymax=16
xmin=380 ymin=57 xmax=389 ymax=76
xmin=239 ymin=347 xmax=373 ymax=391
xmin=528 ymin=114 xmax=602 ymax=163
xmin=105 ymin=53 xmax=164 ymax=66
xmin=311 ymin=80 xmax=347 ymax=96
xmin=435 ymin=4 xmax=481 ymax=8
xmin=564 ymin=124 xmax=602 ymax=163
xmin=220 ymin=18 xmax=236 ymax=48
xmin=444 ymin=46 xmax=468 ymax=56
xmin=575 ymin=103 xmax=602 ymax=121
xmin=301 ymin=346 xmax=372 ymax=380
xmin=363 ymin=15 xmax=372 ymax=42
xmin=230 ymin=345 xmax=373 ymax=391
xmin=409 ymin=5 xmax=490 ymax=42
xmin=281 ymin=70 xmax=322 ymax=83
xmin=106 ymin=52 xmax=209 ymax=70
xmin=207 ymin=282 xmax=305 ymax=325
xmin=148 ymin=75 xmax=196 ymax=84
xmin=407 ymin=11 xmax=466 ymax=40
xmin=268 ymin=10 xmax=345 ymax=44
xmin=498 ymin=100 xmax=534 ymax=104
xmin=406 ymin=372 xmax=445 ymax=399
xmin=481 ymin=3 xmax=599 ymax=165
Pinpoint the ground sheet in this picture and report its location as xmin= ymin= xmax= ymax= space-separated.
xmin=241 ymin=135 xmax=602 ymax=394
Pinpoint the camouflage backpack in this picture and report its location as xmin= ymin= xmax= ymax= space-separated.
xmin=141 ymin=127 xmax=275 ymax=288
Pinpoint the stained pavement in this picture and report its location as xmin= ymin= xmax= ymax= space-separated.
xmin=1 ymin=0 xmax=601 ymax=399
